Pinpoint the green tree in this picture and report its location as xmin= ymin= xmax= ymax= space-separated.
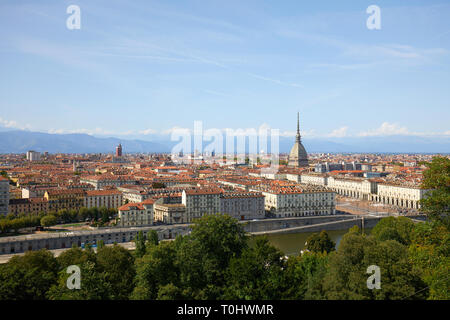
xmin=56 ymin=246 xmax=96 ymax=269
xmin=408 ymin=221 xmax=450 ymax=299
xmin=420 ymin=156 xmax=450 ymax=228
xmin=323 ymin=231 xmax=427 ymax=300
xmin=131 ymin=241 xmax=179 ymax=300
xmin=281 ymin=251 xmax=329 ymax=300
xmin=0 ymin=249 xmax=58 ymax=300
xmin=305 ymin=230 xmax=336 ymax=254
xmin=146 ymin=230 xmax=159 ymax=247
xmin=157 ymin=283 xmax=184 ymax=300
xmin=41 ymin=215 xmax=57 ymax=227
xmin=135 ymin=231 xmax=146 ymax=258
xmin=224 ymin=237 xmax=286 ymax=299
xmin=371 ymin=216 xmax=416 ymax=245
xmin=175 ymin=214 xmax=248 ymax=299
xmin=47 ymin=261 xmax=112 ymax=300
xmin=96 ymin=245 xmax=136 ymax=300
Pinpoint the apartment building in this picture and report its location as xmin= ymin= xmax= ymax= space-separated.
xmin=44 ymin=189 xmax=85 ymax=212
xmin=220 ymin=191 xmax=265 ymax=220
xmin=84 ymin=189 xmax=122 ymax=209
xmin=80 ymin=174 xmax=136 ymax=190
xmin=8 ymin=198 xmax=48 ymax=215
xmin=0 ymin=177 xmax=9 ymax=216
xmin=181 ymin=188 xmax=222 ymax=223
xmin=300 ymin=173 xmax=328 ymax=186
xmin=118 ymin=198 xmax=154 ymax=227
xmin=153 ymin=203 xmax=186 ymax=224
xmin=327 ymin=176 xmax=377 ymax=200
xmin=253 ymin=185 xmax=336 ymax=218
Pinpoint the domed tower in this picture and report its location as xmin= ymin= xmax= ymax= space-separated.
xmin=288 ymin=112 xmax=309 ymax=167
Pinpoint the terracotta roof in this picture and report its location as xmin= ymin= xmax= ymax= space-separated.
xmin=118 ymin=203 xmax=144 ymax=211
xmin=86 ymin=190 xmax=122 ymax=196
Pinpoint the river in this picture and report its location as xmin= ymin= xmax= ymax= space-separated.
xmin=252 ymin=228 xmax=373 ymax=256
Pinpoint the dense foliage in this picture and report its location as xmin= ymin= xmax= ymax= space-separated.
xmin=0 ymin=214 xmax=448 ymax=300
xmin=420 ymin=156 xmax=450 ymax=229
xmin=0 ymin=207 xmax=118 ymax=234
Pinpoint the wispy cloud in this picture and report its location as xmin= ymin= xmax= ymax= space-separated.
xmin=328 ymin=126 xmax=349 ymax=138
xmin=246 ymin=73 xmax=303 ymax=88
xmin=139 ymin=128 xmax=158 ymax=135
xmin=358 ymin=122 xmax=410 ymax=137
xmin=0 ymin=117 xmax=31 ymax=130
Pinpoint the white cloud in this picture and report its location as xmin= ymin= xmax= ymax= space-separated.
xmin=328 ymin=126 xmax=349 ymax=138
xmin=161 ymin=126 xmax=191 ymax=135
xmin=47 ymin=127 xmax=115 ymax=135
xmin=139 ymin=128 xmax=157 ymax=135
xmin=246 ymin=72 xmax=303 ymax=88
xmin=358 ymin=122 xmax=410 ymax=137
xmin=0 ymin=117 xmax=31 ymax=130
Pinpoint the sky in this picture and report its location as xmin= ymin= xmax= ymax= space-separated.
xmin=0 ymin=0 xmax=449 ymax=140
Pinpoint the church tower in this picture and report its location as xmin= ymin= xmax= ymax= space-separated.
xmin=288 ymin=112 xmax=309 ymax=167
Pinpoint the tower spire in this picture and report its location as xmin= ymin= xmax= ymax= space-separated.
xmin=296 ymin=112 xmax=301 ymax=142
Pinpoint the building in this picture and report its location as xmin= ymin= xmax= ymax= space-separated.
xmin=315 ymin=162 xmax=362 ymax=173
xmin=371 ymin=183 xmax=429 ymax=209
xmin=116 ymin=144 xmax=122 ymax=157
xmin=220 ymin=191 xmax=265 ymax=220
xmin=118 ymin=199 xmax=154 ymax=227
xmin=44 ymin=189 xmax=86 ymax=212
xmin=300 ymin=173 xmax=328 ymax=186
xmin=9 ymin=186 xmax=22 ymax=200
xmin=252 ymin=184 xmax=335 ymax=218
xmin=84 ymin=189 xmax=123 ymax=209
xmin=0 ymin=225 xmax=190 ymax=254
xmin=8 ymin=198 xmax=48 ymax=215
xmin=80 ymin=174 xmax=136 ymax=190
xmin=26 ymin=151 xmax=41 ymax=161
xmin=327 ymin=176 xmax=377 ymax=200
xmin=0 ymin=177 xmax=9 ymax=216
xmin=288 ymin=113 xmax=309 ymax=167
xmin=182 ymin=188 xmax=222 ymax=223
xmin=153 ymin=203 xmax=186 ymax=224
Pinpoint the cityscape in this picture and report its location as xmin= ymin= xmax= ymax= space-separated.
xmin=0 ymin=0 xmax=449 ymax=309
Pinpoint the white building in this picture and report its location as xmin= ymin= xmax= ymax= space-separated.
xmin=371 ymin=183 xmax=429 ymax=209
xmin=327 ymin=176 xmax=377 ymax=200
xmin=286 ymin=173 xmax=300 ymax=183
xmin=260 ymin=172 xmax=287 ymax=180
xmin=252 ymin=185 xmax=336 ymax=218
xmin=153 ymin=203 xmax=186 ymax=224
xmin=300 ymin=173 xmax=328 ymax=186
xmin=118 ymin=199 xmax=154 ymax=226
xmin=26 ymin=151 xmax=41 ymax=161
xmin=182 ymin=188 xmax=222 ymax=223
xmin=0 ymin=177 xmax=9 ymax=216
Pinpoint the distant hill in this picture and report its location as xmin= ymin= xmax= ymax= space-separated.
xmin=0 ymin=131 xmax=170 ymax=154
xmin=0 ymin=130 xmax=449 ymax=154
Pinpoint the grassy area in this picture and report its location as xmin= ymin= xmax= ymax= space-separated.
xmin=55 ymin=222 xmax=86 ymax=228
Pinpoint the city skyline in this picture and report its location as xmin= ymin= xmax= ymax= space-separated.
xmin=1 ymin=0 xmax=450 ymax=140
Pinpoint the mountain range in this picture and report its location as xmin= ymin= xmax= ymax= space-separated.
xmin=0 ymin=130 xmax=449 ymax=154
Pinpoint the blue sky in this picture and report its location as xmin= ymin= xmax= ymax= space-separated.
xmin=0 ymin=0 xmax=449 ymax=140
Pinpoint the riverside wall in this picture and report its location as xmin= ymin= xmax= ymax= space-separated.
xmin=0 ymin=214 xmax=386 ymax=256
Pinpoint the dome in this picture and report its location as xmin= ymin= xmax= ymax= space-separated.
xmin=288 ymin=113 xmax=309 ymax=167
xmin=288 ymin=140 xmax=308 ymax=167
